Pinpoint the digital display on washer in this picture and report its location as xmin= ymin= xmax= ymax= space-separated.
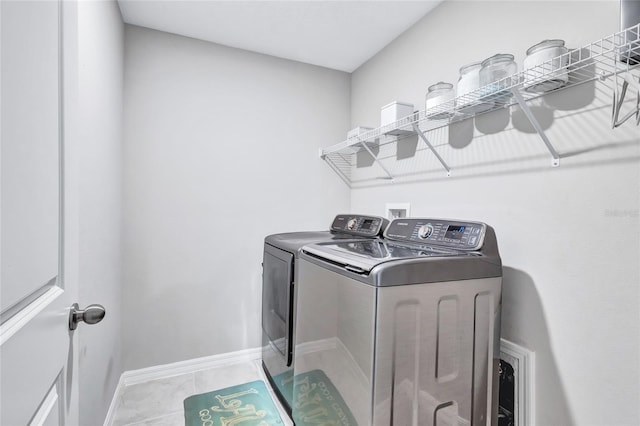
xmin=444 ymin=225 xmax=466 ymax=240
xmin=360 ymin=219 xmax=374 ymax=230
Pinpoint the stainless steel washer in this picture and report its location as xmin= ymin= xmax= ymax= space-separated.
xmin=292 ymin=218 xmax=503 ymax=426
xmin=261 ymin=214 xmax=387 ymax=414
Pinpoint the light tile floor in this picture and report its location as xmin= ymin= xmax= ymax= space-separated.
xmin=110 ymin=360 xmax=293 ymax=426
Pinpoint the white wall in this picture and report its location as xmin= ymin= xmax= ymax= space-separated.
xmin=350 ymin=2 xmax=639 ymax=425
xmin=75 ymin=1 xmax=124 ymax=424
xmin=122 ymin=25 xmax=350 ymax=370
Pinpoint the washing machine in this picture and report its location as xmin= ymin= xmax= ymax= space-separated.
xmin=292 ymin=217 xmax=503 ymax=426
xmin=261 ymin=214 xmax=388 ymax=415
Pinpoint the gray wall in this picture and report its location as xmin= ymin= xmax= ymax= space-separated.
xmin=122 ymin=25 xmax=351 ymax=370
xmin=75 ymin=1 xmax=124 ymax=424
xmin=350 ymin=2 xmax=639 ymax=425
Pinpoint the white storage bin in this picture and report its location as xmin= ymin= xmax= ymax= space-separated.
xmin=347 ymin=126 xmax=373 ymax=139
xmin=380 ymin=101 xmax=414 ymax=127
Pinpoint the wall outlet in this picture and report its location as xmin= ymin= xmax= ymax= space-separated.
xmin=500 ymin=339 xmax=535 ymax=426
xmin=385 ymin=202 xmax=411 ymax=220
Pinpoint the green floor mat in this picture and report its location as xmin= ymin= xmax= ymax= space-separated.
xmin=290 ymin=369 xmax=358 ymax=426
xmin=184 ymin=380 xmax=284 ymax=426
xmin=271 ymin=370 xmax=294 ymax=408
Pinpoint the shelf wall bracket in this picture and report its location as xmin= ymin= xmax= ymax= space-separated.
xmin=411 ymin=123 xmax=452 ymax=176
xmin=510 ymin=88 xmax=561 ymax=167
xmin=359 ymin=140 xmax=394 ymax=181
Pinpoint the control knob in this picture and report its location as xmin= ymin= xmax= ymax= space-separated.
xmin=347 ymin=218 xmax=358 ymax=230
xmin=418 ymin=224 xmax=434 ymax=239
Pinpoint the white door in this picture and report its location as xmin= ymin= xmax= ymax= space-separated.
xmin=1 ymin=1 xmax=87 ymax=424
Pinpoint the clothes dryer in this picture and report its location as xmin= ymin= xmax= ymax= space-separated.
xmin=261 ymin=214 xmax=387 ymax=414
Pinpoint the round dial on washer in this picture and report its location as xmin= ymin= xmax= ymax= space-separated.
xmin=418 ymin=224 xmax=434 ymax=239
xmin=347 ymin=218 xmax=358 ymax=230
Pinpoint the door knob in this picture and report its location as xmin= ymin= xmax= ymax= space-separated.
xmin=69 ymin=303 xmax=106 ymax=330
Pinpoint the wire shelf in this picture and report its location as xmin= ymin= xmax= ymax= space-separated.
xmin=321 ymin=24 xmax=640 ymax=187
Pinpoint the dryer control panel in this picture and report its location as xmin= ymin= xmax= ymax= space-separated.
xmin=331 ymin=214 xmax=388 ymax=237
xmin=384 ymin=218 xmax=486 ymax=250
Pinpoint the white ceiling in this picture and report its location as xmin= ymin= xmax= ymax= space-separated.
xmin=117 ymin=1 xmax=442 ymax=72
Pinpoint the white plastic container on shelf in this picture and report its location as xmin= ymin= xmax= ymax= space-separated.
xmin=347 ymin=126 xmax=373 ymax=139
xmin=380 ymin=101 xmax=414 ymax=126
xmin=380 ymin=101 xmax=415 ymax=136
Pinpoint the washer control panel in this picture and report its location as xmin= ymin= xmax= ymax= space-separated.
xmin=384 ymin=218 xmax=486 ymax=250
xmin=331 ymin=214 xmax=387 ymax=237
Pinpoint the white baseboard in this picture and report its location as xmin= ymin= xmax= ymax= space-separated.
xmin=121 ymin=347 xmax=262 ymax=386
xmin=103 ymin=347 xmax=262 ymax=426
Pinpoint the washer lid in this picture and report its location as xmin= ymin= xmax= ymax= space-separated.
xmin=300 ymin=218 xmax=502 ymax=286
xmin=302 ymin=239 xmax=464 ymax=273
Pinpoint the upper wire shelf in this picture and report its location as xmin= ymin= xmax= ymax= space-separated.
xmin=321 ymin=24 xmax=640 ymax=187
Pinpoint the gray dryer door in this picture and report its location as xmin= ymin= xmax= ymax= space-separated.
xmin=262 ymin=244 xmax=294 ymax=366
xmin=262 ymin=245 xmax=293 ymax=366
